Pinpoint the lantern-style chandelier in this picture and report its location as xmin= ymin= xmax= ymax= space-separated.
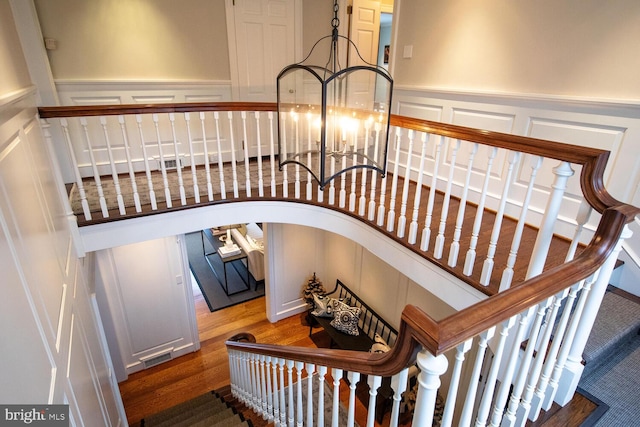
xmin=277 ymin=0 xmax=393 ymax=190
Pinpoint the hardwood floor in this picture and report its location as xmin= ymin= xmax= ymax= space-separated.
xmin=118 ymin=282 xmax=315 ymax=425
xmin=119 ymin=278 xmax=602 ymax=427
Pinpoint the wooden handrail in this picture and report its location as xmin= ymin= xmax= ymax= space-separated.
xmin=227 ymin=206 xmax=633 ymax=374
xmin=38 ymin=102 xmax=623 ymax=214
xmin=37 ymin=101 xmax=639 ymax=371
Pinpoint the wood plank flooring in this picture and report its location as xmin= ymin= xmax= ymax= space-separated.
xmin=119 ymin=280 xmax=602 ymax=426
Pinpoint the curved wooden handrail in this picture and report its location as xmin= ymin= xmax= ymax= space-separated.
xmin=227 ymin=206 xmax=633 ymax=374
xmin=38 ymin=102 xmax=626 ymax=215
xmin=37 ymin=101 xmax=639 ymax=372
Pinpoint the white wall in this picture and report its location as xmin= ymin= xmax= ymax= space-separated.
xmin=393 ymin=0 xmax=640 ymax=100
xmin=0 ymin=1 xmax=125 ymax=424
xmin=95 ymin=235 xmax=199 ymax=378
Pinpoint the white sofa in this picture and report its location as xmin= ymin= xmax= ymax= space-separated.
xmin=230 ymin=223 xmax=265 ymax=282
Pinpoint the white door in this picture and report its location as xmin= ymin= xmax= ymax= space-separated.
xmin=348 ymin=0 xmax=381 ymax=106
xmin=226 ymin=0 xmax=299 ymax=158
xmin=229 ymin=0 xmax=298 ymax=102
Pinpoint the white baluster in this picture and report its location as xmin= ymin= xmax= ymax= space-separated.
xmin=554 ymin=225 xmax=630 ymax=406
xmin=251 ymin=354 xmax=260 ymax=411
xmin=265 ymin=356 xmax=274 ymax=422
xmin=463 ymin=147 xmax=497 ymax=276
xmin=260 ymin=355 xmax=268 ymax=418
xmin=152 ymin=114 xmax=172 ymax=208
xmin=408 ymin=133 xmax=429 ymax=245
xmin=480 ymin=151 xmax=521 ymax=286
xmin=280 ymin=358 xmax=288 ymax=427
xmin=459 ymin=327 xmax=496 ymax=426
xmin=98 ymin=117 xmax=126 ymax=215
xmin=448 ymin=143 xmax=478 ymax=266
xmin=226 ymin=112 xmax=240 ymax=198
xmin=183 ymin=113 xmax=200 ymax=204
xmin=295 ymin=361 xmax=304 ymax=427
xmin=339 ymin=155 xmax=347 ymax=208
xmin=306 ymin=113 xmax=313 ymax=200
xmin=412 ymin=350 xmax=448 ymax=427
xmin=281 ymin=114 xmax=289 ymax=198
xmin=543 ymin=275 xmax=594 ymax=411
xmin=134 ymin=115 xmax=158 ymax=210
xmin=255 ymin=112 xmax=265 ymax=197
xmin=270 ymin=357 xmax=279 ymax=425
xmin=268 ymin=112 xmax=277 ymax=197
xmin=200 ymin=112 xmax=215 ymax=201
xmin=420 ymin=135 xmax=445 ymax=252
xmin=499 ymin=155 xmax=543 ymax=290
xmin=293 ymin=114 xmax=301 ymax=199
xmin=317 ymin=365 xmax=327 ymax=427
xmin=494 ymin=302 xmax=549 ymax=427
xmin=168 ymin=113 xmax=186 ymax=205
xmin=287 ymin=359 xmax=295 ymax=426
xmin=441 ymin=339 xmax=472 ymax=427
xmin=349 ymin=125 xmax=359 ymax=212
xmin=80 ymin=117 xmax=109 ymax=217
xmin=331 ymin=368 xmax=343 ymax=427
xmin=211 ymin=112 xmax=224 ymax=200
xmin=386 ymin=128 xmax=403 ymax=232
xmin=433 ymin=138 xmax=461 ymax=258
xmin=240 ymin=111 xmax=252 ymax=197
xmin=388 ymin=368 xmax=409 ymax=427
xmin=347 ymin=371 xmax=360 ymax=427
xmin=305 ymin=363 xmax=315 ymax=427
xmin=358 ymin=118 xmax=372 ymax=216
xmin=367 ymin=122 xmax=382 ymax=221
xmin=397 ymin=129 xmax=415 ymax=239
xmin=488 ymin=307 xmax=539 ymax=427
xmin=117 ymin=116 xmax=142 ymax=213
xmin=60 ymin=118 xmax=92 ymax=220
xmin=328 ymin=155 xmax=336 ymax=205
xmin=376 ymin=167 xmax=388 ymax=226
xmin=474 ymin=316 xmax=516 ymax=427
xmin=366 ymin=375 xmax=382 ymax=427
xmin=516 ymin=293 xmax=566 ymax=426
xmin=525 ymin=162 xmax=575 ymax=278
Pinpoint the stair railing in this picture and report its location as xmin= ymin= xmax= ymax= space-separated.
xmin=38 ymin=102 xmax=636 ymax=297
xmin=39 ymin=102 xmax=639 ymax=425
xmin=226 ymin=206 xmax=633 ymax=427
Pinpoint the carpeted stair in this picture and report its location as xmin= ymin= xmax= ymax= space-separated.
xmin=578 ymin=286 xmax=640 ymax=426
xmin=136 ymin=390 xmax=253 ymax=427
xmin=581 ymin=287 xmax=640 ymax=374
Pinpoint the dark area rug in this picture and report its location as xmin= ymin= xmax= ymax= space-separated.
xmin=186 ymin=230 xmax=264 ymax=312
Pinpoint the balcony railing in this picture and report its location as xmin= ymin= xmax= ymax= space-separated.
xmin=39 ymin=102 xmax=639 ymax=426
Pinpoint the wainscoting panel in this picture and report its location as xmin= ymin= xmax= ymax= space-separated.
xmin=393 ymin=88 xmax=640 ymax=245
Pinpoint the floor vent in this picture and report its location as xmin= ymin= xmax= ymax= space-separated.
xmin=142 ymin=352 xmax=172 ymax=368
xmin=161 ymin=158 xmax=182 ymax=170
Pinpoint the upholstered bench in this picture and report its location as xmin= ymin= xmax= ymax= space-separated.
xmin=308 ymin=279 xmax=398 ymax=422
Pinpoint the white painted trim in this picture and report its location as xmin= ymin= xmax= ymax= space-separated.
xmin=78 ymin=201 xmax=486 ymax=311
xmin=393 ymin=85 xmax=640 ymax=116
xmin=0 ymin=86 xmax=37 ymax=109
xmin=9 ymin=0 xmax=59 ymax=106
xmin=387 ymin=0 xmax=401 ymax=77
xmin=54 ymin=79 xmax=232 ymax=90
xmin=178 ymin=234 xmax=201 ymax=352
xmin=225 ymin=0 xmax=241 ymax=102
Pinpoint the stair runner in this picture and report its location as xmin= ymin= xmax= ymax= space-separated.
xmin=137 ymin=389 xmax=253 ymax=427
xmin=582 ymin=288 xmax=640 ymax=374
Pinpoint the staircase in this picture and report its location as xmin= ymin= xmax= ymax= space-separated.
xmin=133 ymin=389 xmax=253 ymax=427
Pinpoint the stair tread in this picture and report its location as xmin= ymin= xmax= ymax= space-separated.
xmin=583 ymin=290 xmax=640 ymax=364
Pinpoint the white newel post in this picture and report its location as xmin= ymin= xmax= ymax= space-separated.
xmin=413 ymin=349 xmax=448 ymax=427
xmin=554 ymin=224 xmax=632 ymax=406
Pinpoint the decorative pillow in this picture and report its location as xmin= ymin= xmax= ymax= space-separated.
xmin=330 ymin=305 xmax=362 ymax=336
xmin=369 ymin=333 xmax=391 ymax=353
xmin=311 ymin=294 xmax=335 ymax=318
